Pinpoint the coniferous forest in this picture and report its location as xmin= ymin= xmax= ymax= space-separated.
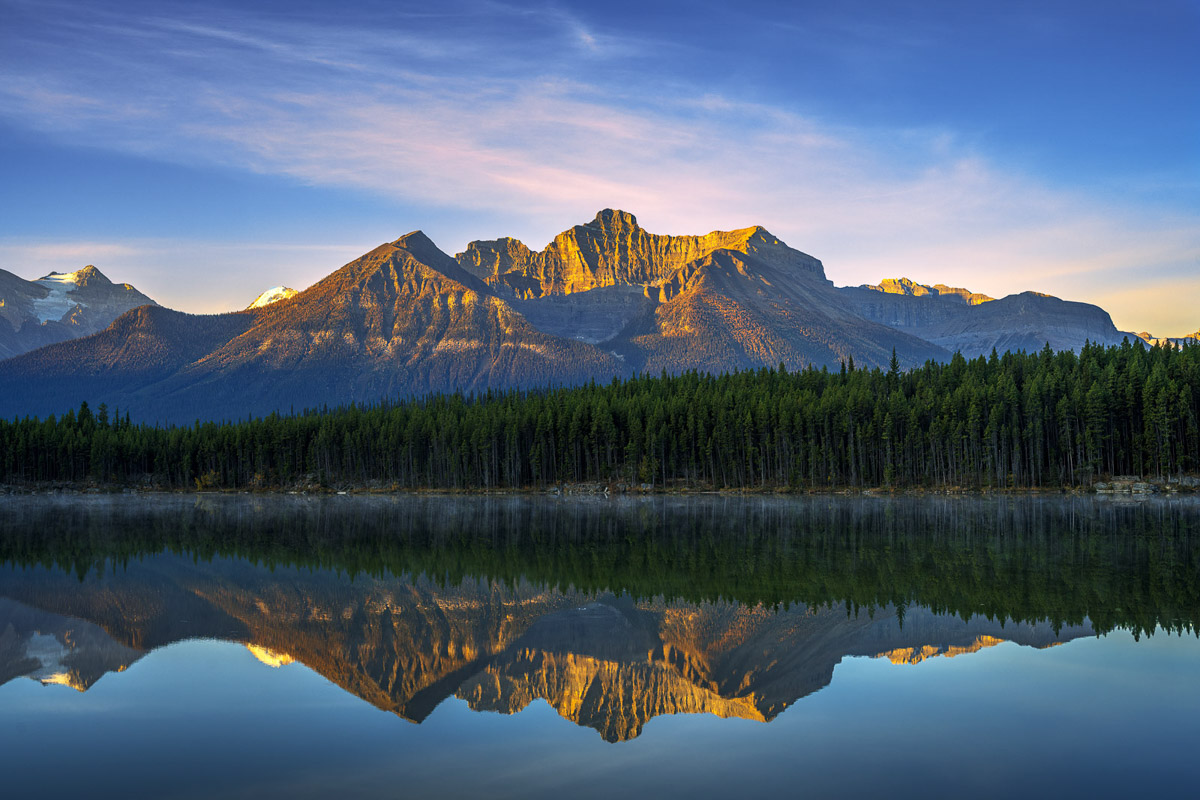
xmin=1 ymin=340 xmax=1197 ymax=491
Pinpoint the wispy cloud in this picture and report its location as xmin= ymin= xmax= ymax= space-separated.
xmin=2 ymin=241 xmax=146 ymax=263
xmin=0 ymin=1 xmax=1196 ymax=331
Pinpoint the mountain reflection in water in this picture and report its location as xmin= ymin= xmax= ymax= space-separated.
xmin=1 ymin=495 xmax=1196 ymax=742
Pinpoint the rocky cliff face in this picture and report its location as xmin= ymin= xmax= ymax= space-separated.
xmin=457 ymin=209 xmax=826 ymax=298
xmin=458 ymin=211 xmax=946 ymax=373
xmin=840 ymin=282 xmax=992 ymax=332
xmin=0 ymin=265 xmax=156 ymax=360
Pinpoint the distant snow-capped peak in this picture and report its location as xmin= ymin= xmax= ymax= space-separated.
xmin=31 ymin=266 xmax=104 ymax=322
xmin=247 ymin=286 xmax=299 ymax=309
xmin=37 ymin=267 xmax=93 ymax=287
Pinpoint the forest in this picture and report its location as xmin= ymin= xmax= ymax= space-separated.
xmin=0 ymin=339 xmax=1197 ymax=491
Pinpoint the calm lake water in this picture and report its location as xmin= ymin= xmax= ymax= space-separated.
xmin=1 ymin=494 xmax=1198 ymax=798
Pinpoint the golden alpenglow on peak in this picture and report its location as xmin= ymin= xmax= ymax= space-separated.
xmin=455 ymin=208 xmax=826 ymax=299
xmin=863 ymin=278 xmax=993 ymax=305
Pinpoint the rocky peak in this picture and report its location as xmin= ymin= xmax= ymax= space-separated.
xmin=380 ymin=231 xmax=490 ymax=294
xmin=871 ymin=277 xmax=933 ymax=297
xmin=586 ymin=208 xmax=639 ymax=232
xmin=0 ymin=265 xmax=157 ymax=359
xmin=931 ymin=284 xmax=993 ymax=305
xmin=70 ymin=265 xmax=109 ymax=288
xmin=37 ymin=265 xmax=110 ymax=290
xmin=453 ymin=209 xmax=825 ymax=298
xmin=458 ymin=237 xmax=535 ymax=278
xmin=862 ymin=278 xmax=993 ymax=305
xmin=391 ymin=230 xmax=444 ymax=261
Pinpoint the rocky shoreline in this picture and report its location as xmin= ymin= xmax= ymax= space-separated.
xmin=1093 ymin=475 xmax=1200 ymax=494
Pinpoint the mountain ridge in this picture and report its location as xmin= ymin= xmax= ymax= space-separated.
xmin=840 ymin=277 xmax=1134 ymax=358
xmin=0 ymin=210 xmax=1152 ymax=422
xmin=456 ymin=209 xmax=826 ymax=299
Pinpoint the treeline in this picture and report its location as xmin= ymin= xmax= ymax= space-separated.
xmin=1 ymin=339 xmax=1197 ymax=490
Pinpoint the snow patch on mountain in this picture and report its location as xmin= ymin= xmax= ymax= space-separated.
xmin=30 ymin=269 xmax=93 ymax=323
xmin=248 ymin=286 xmax=299 ymax=309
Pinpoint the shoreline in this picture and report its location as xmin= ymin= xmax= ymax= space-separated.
xmin=3 ymin=476 xmax=1197 ymax=498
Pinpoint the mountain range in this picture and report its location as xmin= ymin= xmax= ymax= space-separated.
xmin=0 ymin=210 xmax=1166 ymax=422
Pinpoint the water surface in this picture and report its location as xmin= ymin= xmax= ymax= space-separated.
xmin=1 ymin=495 xmax=1197 ymax=798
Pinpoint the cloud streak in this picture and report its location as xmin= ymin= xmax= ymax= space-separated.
xmin=1 ymin=1 xmax=1196 ymax=333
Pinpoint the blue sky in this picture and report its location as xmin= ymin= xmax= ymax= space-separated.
xmin=1 ymin=0 xmax=1197 ymax=333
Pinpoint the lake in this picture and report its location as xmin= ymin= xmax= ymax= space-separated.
xmin=1 ymin=494 xmax=1198 ymax=798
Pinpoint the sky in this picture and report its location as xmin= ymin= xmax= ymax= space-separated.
xmin=1 ymin=0 xmax=1197 ymax=334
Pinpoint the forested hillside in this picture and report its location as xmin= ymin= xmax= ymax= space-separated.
xmin=2 ymin=340 xmax=1197 ymax=491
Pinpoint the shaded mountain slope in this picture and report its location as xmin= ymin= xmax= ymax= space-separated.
xmin=0 ymin=306 xmax=260 ymax=420
xmin=618 ymin=249 xmax=948 ymax=372
xmin=916 ymin=291 xmax=1135 ymax=356
xmin=0 ymin=598 xmax=144 ymax=691
xmin=841 ymin=279 xmax=1134 ymax=357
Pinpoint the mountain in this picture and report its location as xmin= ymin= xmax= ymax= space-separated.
xmin=0 ymin=213 xmax=940 ymax=422
xmin=0 ymin=212 xmax=1150 ymax=422
xmin=485 ymin=212 xmax=947 ymax=374
xmin=247 ymin=286 xmax=299 ymax=309
xmin=840 ymin=277 xmax=1135 ymax=358
xmin=0 ymin=306 xmax=264 ymax=420
xmin=611 ymin=248 xmax=946 ymax=374
xmin=457 ymin=208 xmax=825 ymax=298
xmin=0 ymin=265 xmax=156 ymax=360
xmin=0 ymin=232 xmax=625 ymax=421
